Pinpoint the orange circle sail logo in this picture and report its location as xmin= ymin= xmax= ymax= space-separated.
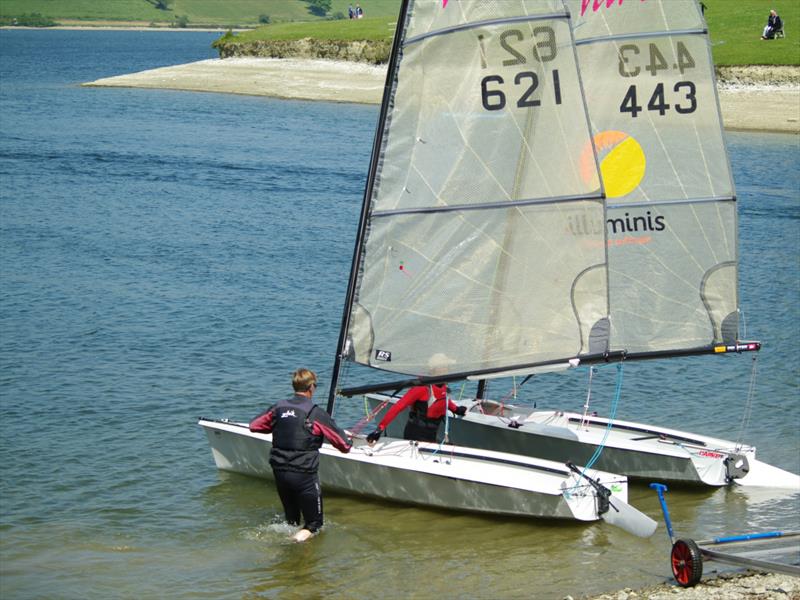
xmin=580 ymin=130 xmax=646 ymax=199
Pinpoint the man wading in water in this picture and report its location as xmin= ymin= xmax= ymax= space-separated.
xmin=249 ymin=368 xmax=351 ymax=542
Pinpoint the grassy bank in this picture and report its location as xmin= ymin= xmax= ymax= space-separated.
xmin=2 ymin=0 xmax=798 ymax=67
xmin=703 ymin=0 xmax=799 ymax=65
xmin=211 ymin=15 xmax=397 ymax=61
xmin=0 ymin=0 xmax=400 ymax=28
xmin=217 ymin=0 xmax=798 ymax=66
xmin=230 ymin=15 xmax=396 ymax=43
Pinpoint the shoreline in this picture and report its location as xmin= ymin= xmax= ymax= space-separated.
xmin=2 ymin=24 xmax=246 ymax=32
xmin=581 ymin=570 xmax=800 ymax=599
xmin=82 ymin=58 xmax=800 ymax=134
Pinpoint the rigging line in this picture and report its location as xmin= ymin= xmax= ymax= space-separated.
xmin=565 ymin=364 xmax=624 ymax=497
xmin=735 ymin=354 xmax=758 ymax=452
xmin=442 ymin=384 xmax=450 ymax=443
xmin=572 ymin=362 xmax=624 ymax=492
xmin=353 ymin=396 xmax=389 ymax=435
xmin=562 ymin=2 xmax=601 ymax=193
xmin=580 ymin=366 xmax=598 ymax=429
xmin=740 ymin=307 xmax=747 ymax=339
xmin=334 ymin=360 xmax=353 ymax=421
xmin=326 ymin=0 xmax=411 ymax=415
xmin=485 ymin=376 xmax=536 ymax=426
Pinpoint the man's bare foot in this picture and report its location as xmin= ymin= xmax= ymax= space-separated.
xmin=291 ymin=528 xmax=314 ymax=542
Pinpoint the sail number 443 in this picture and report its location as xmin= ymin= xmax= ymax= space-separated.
xmin=618 ymin=41 xmax=698 ymax=117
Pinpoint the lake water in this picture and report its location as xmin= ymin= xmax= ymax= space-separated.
xmin=0 ymin=29 xmax=798 ymax=600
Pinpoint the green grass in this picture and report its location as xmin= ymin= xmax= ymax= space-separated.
xmin=0 ymin=0 xmax=401 ymax=26
xmin=0 ymin=0 xmax=167 ymax=23
xmin=230 ymin=0 xmax=799 ymax=66
xmin=1 ymin=0 xmax=797 ymax=66
xmin=232 ymin=16 xmax=397 ymax=43
xmin=702 ymin=0 xmax=798 ymax=65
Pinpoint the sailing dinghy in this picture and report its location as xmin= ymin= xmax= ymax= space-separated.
xmin=362 ymin=390 xmax=800 ymax=488
xmin=326 ymin=0 xmax=799 ymax=492
xmin=199 ymin=418 xmax=655 ymax=535
xmin=199 ymin=0 xmax=660 ymax=536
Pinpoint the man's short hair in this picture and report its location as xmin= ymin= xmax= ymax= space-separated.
xmin=292 ymin=368 xmax=317 ymax=392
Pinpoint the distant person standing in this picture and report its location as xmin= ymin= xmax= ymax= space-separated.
xmin=356 ymin=3 xmax=363 ymax=18
xmin=761 ymin=9 xmax=782 ymax=40
xmin=348 ymin=4 xmax=354 ymax=19
xmin=249 ymin=368 xmax=352 ymax=542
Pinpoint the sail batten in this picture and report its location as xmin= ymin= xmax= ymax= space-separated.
xmin=372 ymin=191 xmax=606 ymax=217
xmin=607 ymin=196 xmax=735 ymax=210
xmin=575 ymin=28 xmax=707 ymax=46
xmin=406 ymin=12 xmax=569 ymax=46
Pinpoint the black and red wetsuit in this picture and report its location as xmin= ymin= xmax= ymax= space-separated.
xmin=377 ymin=384 xmax=460 ymax=442
xmin=250 ymin=394 xmax=351 ymax=533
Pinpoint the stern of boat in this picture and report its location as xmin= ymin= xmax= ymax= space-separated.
xmin=561 ymin=468 xmax=628 ymax=522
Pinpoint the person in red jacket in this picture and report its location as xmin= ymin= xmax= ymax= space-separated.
xmin=366 ymin=382 xmax=467 ymax=444
xmin=249 ymin=368 xmax=351 ymax=542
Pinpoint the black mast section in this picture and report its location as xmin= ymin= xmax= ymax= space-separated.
xmin=326 ymin=0 xmax=412 ymax=414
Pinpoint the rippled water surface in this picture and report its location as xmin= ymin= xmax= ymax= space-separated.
xmin=1 ymin=30 xmax=798 ymax=599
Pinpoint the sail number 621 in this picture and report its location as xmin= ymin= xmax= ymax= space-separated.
xmin=481 ymin=70 xmax=562 ymax=111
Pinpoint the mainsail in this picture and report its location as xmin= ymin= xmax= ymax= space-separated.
xmin=330 ymin=0 xmax=756 ymax=405
xmin=568 ymin=0 xmax=739 ymax=354
xmin=339 ymin=0 xmax=610 ymax=384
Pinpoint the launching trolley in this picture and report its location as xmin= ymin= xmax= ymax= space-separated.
xmin=650 ymin=483 xmax=800 ymax=587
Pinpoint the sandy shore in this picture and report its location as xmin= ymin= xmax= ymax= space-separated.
xmin=581 ymin=570 xmax=800 ymax=600
xmin=84 ymin=58 xmax=386 ymax=104
xmin=83 ymin=57 xmax=799 ymax=133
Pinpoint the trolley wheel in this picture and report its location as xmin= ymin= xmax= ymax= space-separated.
xmin=671 ymin=538 xmax=703 ymax=587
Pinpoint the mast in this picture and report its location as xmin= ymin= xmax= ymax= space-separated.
xmin=326 ymin=0 xmax=412 ymax=414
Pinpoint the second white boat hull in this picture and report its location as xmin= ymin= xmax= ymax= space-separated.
xmin=363 ymin=394 xmax=800 ymax=489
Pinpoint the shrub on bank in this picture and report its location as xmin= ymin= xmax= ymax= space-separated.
xmin=0 ymin=13 xmax=56 ymax=27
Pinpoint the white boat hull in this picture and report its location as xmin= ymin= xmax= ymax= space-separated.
xmin=198 ymin=418 xmax=634 ymax=523
xmin=364 ymin=394 xmax=800 ymax=490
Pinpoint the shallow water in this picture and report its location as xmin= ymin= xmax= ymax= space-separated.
xmin=0 ymin=29 xmax=798 ymax=599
